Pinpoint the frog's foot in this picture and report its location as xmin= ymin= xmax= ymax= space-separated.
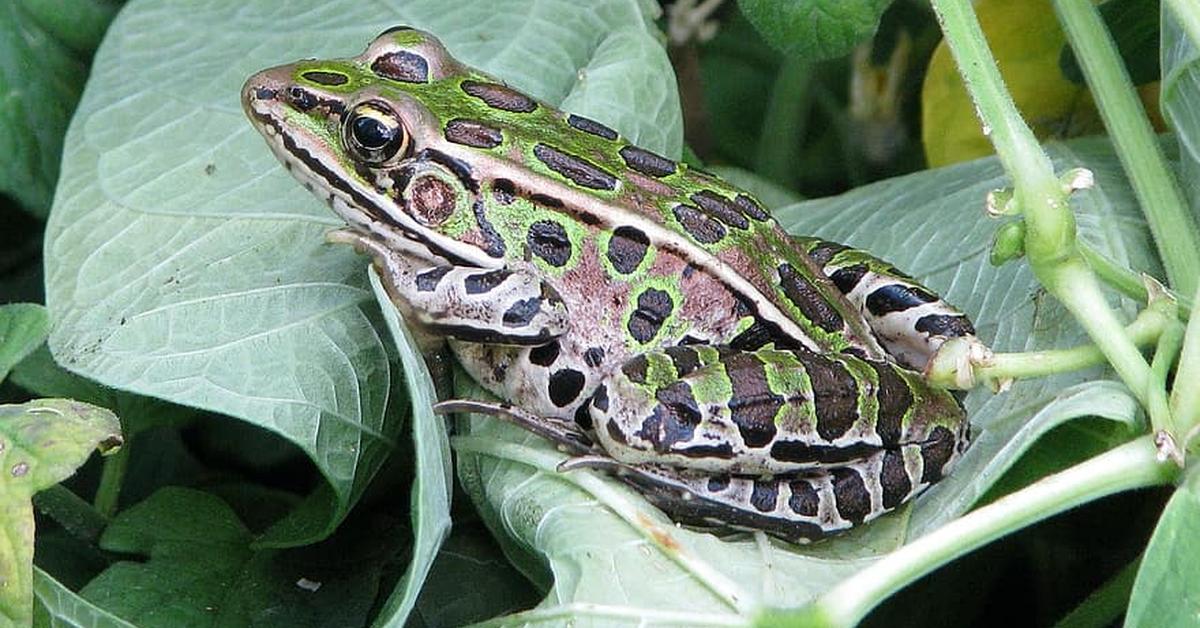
xmin=925 ymin=336 xmax=997 ymax=390
xmin=403 ymin=265 xmax=570 ymax=346
xmin=330 ymin=228 xmax=569 ymax=346
xmin=557 ymin=454 xmax=630 ymax=473
xmin=433 ymin=399 xmax=593 ymax=454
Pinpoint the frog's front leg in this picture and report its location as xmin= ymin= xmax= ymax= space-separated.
xmin=330 ymin=229 xmax=568 ymax=345
xmin=589 ymin=345 xmax=968 ymax=480
xmin=793 ymin=236 xmax=982 ymax=373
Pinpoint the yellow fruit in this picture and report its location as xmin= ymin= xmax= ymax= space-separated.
xmin=922 ymin=0 xmax=1102 ymax=167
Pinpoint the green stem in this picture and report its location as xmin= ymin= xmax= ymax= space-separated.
xmin=92 ymin=444 xmax=129 ymax=518
xmin=1079 ymin=244 xmax=1150 ymax=306
xmin=32 ymin=485 xmax=108 ymax=543
xmin=1053 ymin=0 xmax=1200 ymax=297
xmin=794 ymin=436 xmax=1174 ymax=628
xmin=929 ymin=0 xmax=1064 ymax=223
xmin=1164 ymin=0 xmax=1200 ymax=52
xmin=1079 ymin=245 xmax=1194 ymax=315
xmin=1151 ymin=324 xmax=1185 ymax=388
xmin=931 ymin=0 xmax=1163 ymax=423
xmin=1049 ymin=260 xmax=1169 ymax=428
xmin=472 ymin=603 xmax=748 ymax=627
xmin=976 ymin=301 xmax=1170 ymax=383
xmin=755 ymin=56 xmax=811 ymax=188
xmin=1172 ymin=282 xmax=1200 ymax=446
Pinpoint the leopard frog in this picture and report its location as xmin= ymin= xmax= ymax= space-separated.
xmin=242 ymin=27 xmax=979 ymax=543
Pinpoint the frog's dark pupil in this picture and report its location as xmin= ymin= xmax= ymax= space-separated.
xmin=352 ymin=116 xmax=393 ymax=149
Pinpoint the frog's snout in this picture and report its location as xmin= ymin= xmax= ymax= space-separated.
xmin=240 ymin=67 xmax=293 ymax=122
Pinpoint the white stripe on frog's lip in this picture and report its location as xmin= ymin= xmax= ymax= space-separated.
xmin=243 ymin=79 xmax=502 ymax=270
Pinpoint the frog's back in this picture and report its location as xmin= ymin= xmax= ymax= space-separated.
xmin=265 ymin=26 xmax=886 ymax=358
xmin=376 ymin=43 xmax=882 ymax=356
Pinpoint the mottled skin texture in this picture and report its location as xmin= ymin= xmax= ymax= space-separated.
xmin=242 ymin=27 xmax=980 ymax=542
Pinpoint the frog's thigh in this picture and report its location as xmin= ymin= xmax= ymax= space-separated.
xmin=589 ymin=345 xmax=967 ymax=477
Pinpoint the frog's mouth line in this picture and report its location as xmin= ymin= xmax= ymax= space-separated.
xmin=245 ymin=100 xmax=484 ymax=270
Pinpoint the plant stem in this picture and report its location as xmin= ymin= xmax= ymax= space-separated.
xmin=1079 ymin=244 xmax=1152 ymax=306
xmin=92 ymin=444 xmax=129 ymax=518
xmin=1051 ymin=260 xmax=1171 ymax=430
xmin=931 ymin=0 xmax=1162 ymax=425
xmin=929 ymin=1 xmax=1063 ymax=223
xmin=796 ymin=436 xmax=1174 ymax=628
xmin=1172 ymin=282 xmax=1200 ymax=446
xmin=976 ymin=301 xmax=1170 ymax=383
xmin=755 ymin=56 xmax=811 ymax=188
xmin=1053 ymin=0 xmax=1200 ymax=297
xmin=473 ymin=603 xmax=748 ymax=627
xmin=1079 ymin=245 xmax=1194 ymax=315
xmin=1151 ymin=324 xmax=1185 ymax=388
xmin=32 ymin=485 xmax=108 ymax=543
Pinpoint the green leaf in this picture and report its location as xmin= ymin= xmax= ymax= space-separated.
xmin=1162 ymin=2 xmax=1200 ymax=213
xmin=0 ymin=0 xmax=117 ymax=216
xmin=45 ymin=0 xmax=676 ymax=549
xmin=1060 ymin=0 xmax=1160 ymax=85
xmin=79 ymin=487 xmax=394 ymax=627
xmin=0 ymin=399 xmax=121 ymax=627
xmin=408 ymin=521 xmax=541 ymax=627
xmin=1125 ymin=481 xmax=1200 ymax=627
xmin=365 ymin=268 xmax=452 ymax=627
xmin=0 ymin=303 xmax=48 ymax=384
xmin=33 ymin=568 xmax=137 ymax=628
xmin=11 ymin=345 xmax=198 ymax=438
xmin=708 ymin=165 xmax=804 ymax=209
xmin=737 ymin=0 xmax=893 ymax=60
xmin=1055 ymin=558 xmax=1139 ymax=628
xmin=453 ymin=137 xmax=1156 ymax=621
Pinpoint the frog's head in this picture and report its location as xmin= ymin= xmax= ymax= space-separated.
xmin=242 ymin=27 xmax=514 ymax=267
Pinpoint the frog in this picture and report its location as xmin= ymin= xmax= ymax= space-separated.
xmin=242 ymin=27 xmax=981 ymax=543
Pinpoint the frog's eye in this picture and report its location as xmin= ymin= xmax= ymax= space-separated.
xmin=343 ymin=101 xmax=411 ymax=165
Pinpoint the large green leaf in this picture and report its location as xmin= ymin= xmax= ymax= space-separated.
xmin=78 ymin=487 xmax=393 ymax=627
xmin=366 ymin=268 xmax=452 ymax=628
xmin=0 ymin=0 xmax=116 ymax=216
xmin=1162 ymin=2 xmax=1200 ymax=219
xmin=1125 ymin=480 xmax=1200 ymax=627
xmin=0 ymin=303 xmax=48 ymax=384
xmin=33 ymin=568 xmax=136 ymax=628
xmin=44 ymin=0 xmax=677 ymax=548
xmin=737 ymin=0 xmax=892 ymax=60
xmin=0 ymin=399 xmax=121 ymax=627
xmin=452 ymin=138 xmax=1154 ymax=621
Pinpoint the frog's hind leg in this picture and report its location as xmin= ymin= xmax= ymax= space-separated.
xmin=329 ymin=229 xmax=569 ymax=346
xmin=589 ymin=344 xmax=968 ymax=478
xmin=434 ymin=399 xmax=594 ymax=455
xmin=560 ymin=446 xmax=930 ymax=544
xmin=791 ymin=235 xmax=985 ymax=375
